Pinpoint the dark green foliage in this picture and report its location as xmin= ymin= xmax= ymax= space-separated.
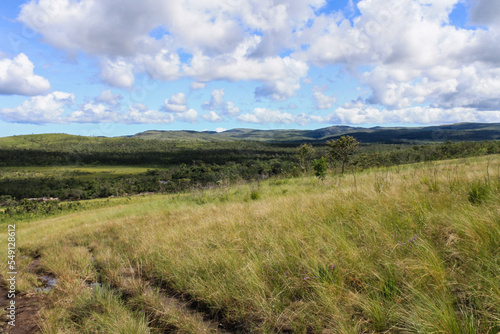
xmin=312 ymin=157 xmax=328 ymax=180
xmin=296 ymin=143 xmax=316 ymax=171
xmin=351 ymin=141 xmax=500 ymax=169
xmin=250 ymin=190 xmax=261 ymax=200
xmin=468 ymin=180 xmax=490 ymax=204
xmin=131 ymin=122 xmax=500 ymax=143
xmin=327 ymin=135 xmax=360 ymax=173
xmin=0 ymin=134 xmax=498 ymax=211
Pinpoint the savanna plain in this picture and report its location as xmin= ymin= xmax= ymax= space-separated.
xmin=0 ymin=135 xmax=499 ymax=333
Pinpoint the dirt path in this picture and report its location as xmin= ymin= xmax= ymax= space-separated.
xmin=1 ymin=258 xmax=45 ymax=334
xmin=116 ymin=265 xmax=240 ymax=333
xmin=0 ymin=282 xmax=41 ymax=334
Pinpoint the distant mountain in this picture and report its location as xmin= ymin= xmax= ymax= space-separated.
xmin=131 ymin=123 xmax=500 ymax=143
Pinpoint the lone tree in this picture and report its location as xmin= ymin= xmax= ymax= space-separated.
xmin=327 ymin=135 xmax=359 ymax=174
xmin=296 ymin=143 xmax=316 ymax=171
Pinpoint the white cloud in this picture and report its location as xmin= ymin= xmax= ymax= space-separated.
xmin=14 ymin=0 xmax=500 ymax=124
xmin=0 ymin=91 xmax=73 ymax=123
xmin=311 ymin=101 xmax=500 ymax=125
xmin=137 ymin=49 xmax=181 ymax=81
xmin=187 ymin=45 xmax=309 ymax=100
xmin=124 ymin=104 xmax=175 ymax=124
xmin=190 ymin=81 xmax=206 ymax=90
xmin=18 ymin=0 xmax=169 ymax=57
xmin=238 ymin=107 xmax=295 ymax=124
xmin=17 ymin=0 xmax=313 ymax=100
xmin=164 ymin=92 xmax=188 ymax=113
xmin=0 ymin=53 xmax=50 ymax=96
xmin=201 ymin=111 xmax=222 ymax=122
xmin=69 ymin=103 xmax=179 ymax=124
xmin=175 ymin=108 xmax=198 ymax=123
xmin=314 ymin=91 xmax=337 ymax=109
xmin=215 ymin=127 xmax=226 ymax=133
xmin=101 ymin=58 xmax=134 ymax=88
xmin=294 ymin=0 xmax=500 ymax=111
xmin=68 ymin=102 xmax=121 ymax=123
xmin=95 ymin=90 xmax=123 ymax=105
xmin=203 ymin=89 xmax=225 ymax=110
xmin=202 ymin=88 xmax=241 ymax=116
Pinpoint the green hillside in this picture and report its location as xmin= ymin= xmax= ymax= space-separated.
xmin=1 ymin=123 xmax=499 ymax=145
xmin=131 ymin=122 xmax=500 ymax=143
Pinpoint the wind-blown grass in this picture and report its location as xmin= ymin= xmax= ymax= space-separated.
xmin=2 ymin=156 xmax=499 ymax=333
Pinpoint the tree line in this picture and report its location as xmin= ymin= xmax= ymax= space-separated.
xmin=0 ymin=139 xmax=498 ymax=207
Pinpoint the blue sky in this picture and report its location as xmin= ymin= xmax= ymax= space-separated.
xmin=0 ymin=0 xmax=499 ymax=137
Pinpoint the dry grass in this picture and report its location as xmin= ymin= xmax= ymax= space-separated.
xmin=1 ymin=155 xmax=499 ymax=333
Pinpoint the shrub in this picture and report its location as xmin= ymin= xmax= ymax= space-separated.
xmin=312 ymin=157 xmax=328 ymax=180
xmin=250 ymin=190 xmax=261 ymax=200
xmin=468 ymin=180 xmax=489 ymax=204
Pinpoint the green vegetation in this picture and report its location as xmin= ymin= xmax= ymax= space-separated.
xmin=327 ymin=135 xmax=360 ymax=173
xmin=0 ymin=134 xmax=498 ymax=190
xmin=1 ymin=133 xmax=500 ymax=223
xmin=0 ymin=130 xmax=499 ymax=332
xmin=312 ymin=157 xmax=327 ymax=180
xmin=1 ymin=155 xmax=498 ymax=333
xmin=296 ymin=143 xmax=315 ymax=172
xmin=131 ymin=122 xmax=500 ymax=143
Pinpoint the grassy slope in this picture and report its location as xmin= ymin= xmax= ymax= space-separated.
xmin=0 ymin=134 xmax=87 ymax=148
xmin=1 ymin=156 xmax=499 ymax=333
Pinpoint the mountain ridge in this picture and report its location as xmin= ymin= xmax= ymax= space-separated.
xmin=1 ymin=122 xmax=499 ymax=144
xmin=130 ymin=122 xmax=500 ymax=143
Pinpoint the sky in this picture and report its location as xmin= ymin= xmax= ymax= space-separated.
xmin=0 ymin=0 xmax=499 ymax=137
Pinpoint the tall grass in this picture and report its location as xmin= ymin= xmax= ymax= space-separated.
xmin=2 ymin=155 xmax=499 ymax=333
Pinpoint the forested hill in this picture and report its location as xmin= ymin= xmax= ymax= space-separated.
xmin=1 ymin=123 xmax=499 ymax=146
xmin=131 ymin=122 xmax=500 ymax=143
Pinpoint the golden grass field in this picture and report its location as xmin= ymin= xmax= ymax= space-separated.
xmin=1 ymin=155 xmax=499 ymax=333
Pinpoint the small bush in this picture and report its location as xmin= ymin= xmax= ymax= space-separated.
xmin=468 ymin=180 xmax=489 ymax=204
xmin=250 ymin=190 xmax=261 ymax=200
xmin=312 ymin=157 xmax=328 ymax=180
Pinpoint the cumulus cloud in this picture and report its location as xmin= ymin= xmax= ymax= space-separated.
xmin=17 ymin=0 xmax=312 ymax=100
xmin=238 ymin=108 xmax=295 ymax=124
xmin=100 ymin=58 xmax=134 ymax=88
xmin=310 ymin=101 xmax=500 ymax=125
xmin=201 ymin=111 xmax=222 ymax=122
xmin=314 ymin=91 xmax=337 ymax=109
xmin=18 ymin=0 xmax=170 ymax=57
xmin=164 ymin=92 xmax=188 ymax=113
xmin=95 ymin=90 xmax=123 ymax=105
xmin=202 ymin=88 xmax=241 ymax=116
xmin=14 ymin=0 xmax=500 ymax=124
xmin=294 ymin=0 xmax=500 ymax=112
xmin=175 ymin=108 xmax=198 ymax=123
xmin=137 ymin=49 xmax=181 ymax=81
xmin=186 ymin=41 xmax=309 ymax=100
xmin=0 ymin=91 xmax=73 ymax=123
xmin=67 ymin=102 xmax=121 ymax=123
xmin=69 ymin=103 xmax=178 ymax=124
xmin=0 ymin=53 xmax=50 ymax=96
xmin=124 ymin=104 xmax=175 ymax=124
